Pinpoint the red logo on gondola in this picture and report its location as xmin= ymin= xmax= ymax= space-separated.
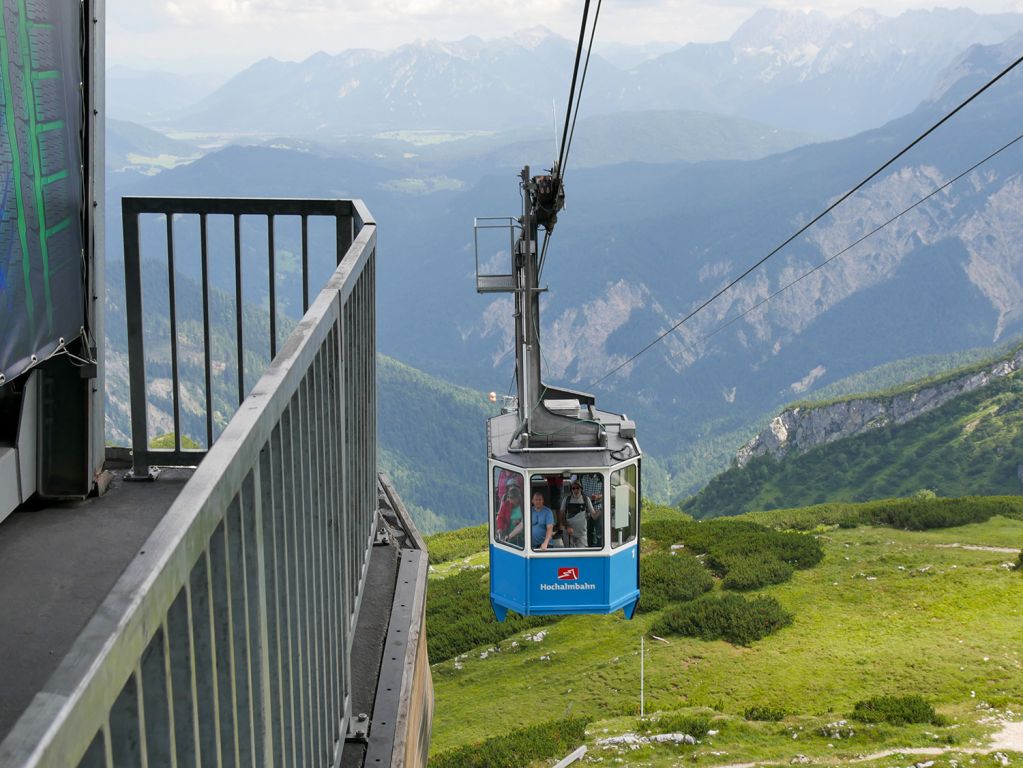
xmin=557 ymin=567 xmax=579 ymax=581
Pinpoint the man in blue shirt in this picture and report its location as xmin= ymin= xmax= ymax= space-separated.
xmin=530 ymin=491 xmax=555 ymax=550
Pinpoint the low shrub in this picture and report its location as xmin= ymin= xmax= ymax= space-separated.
xmin=643 ymin=518 xmax=695 ymax=547
xmin=430 ymin=716 xmax=590 ymax=768
xmin=747 ymin=496 xmax=1023 ymax=532
xmin=850 ymin=694 xmax=938 ymax=725
xmin=425 ymin=524 xmax=487 ymax=564
xmin=639 ymin=712 xmax=710 ymax=738
xmin=645 ymin=517 xmax=823 ymax=591
xmin=426 ymin=568 xmax=554 ymax=662
xmin=638 ymin=551 xmax=713 ymax=613
xmin=1015 ymin=549 xmax=1023 ymax=571
xmin=718 ymin=554 xmax=794 ymax=591
xmin=744 ymin=705 xmax=786 ymax=722
xmin=650 ymin=593 xmax=793 ymax=646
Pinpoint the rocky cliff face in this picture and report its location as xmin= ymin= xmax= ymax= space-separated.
xmin=735 ymin=347 xmax=1023 ymax=467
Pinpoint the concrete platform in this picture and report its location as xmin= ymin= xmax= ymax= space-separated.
xmin=0 ymin=467 xmax=194 ymax=741
xmin=0 ymin=469 xmax=432 ymax=766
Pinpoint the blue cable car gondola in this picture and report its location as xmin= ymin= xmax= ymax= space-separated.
xmin=475 ymin=166 xmax=642 ymax=621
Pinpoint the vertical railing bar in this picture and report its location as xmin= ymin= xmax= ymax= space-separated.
xmin=200 ymin=213 xmax=214 ymax=448
xmin=102 ymin=719 xmax=114 ymax=768
xmin=301 ymin=372 xmax=323 ymax=764
xmin=268 ymin=215 xmax=277 ymax=360
xmin=330 ymin=323 xmax=345 ymax=740
xmin=184 ymin=582 xmax=203 ymax=768
xmin=162 ymin=618 xmax=180 ymax=768
xmin=357 ymin=279 xmax=368 ymax=596
xmin=333 ymin=314 xmax=351 ymax=732
xmin=301 ymin=377 xmax=317 ymax=765
xmin=345 ymin=297 xmax=356 ymax=640
xmin=135 ymin=665 xmax=150 ymax=768
xmin=312 ymin=348 xmax=330 ymax=750
xmin=234 ymin=213 xmax=245 ymax=406
xmin=221 ymin=511 xmax=243 ymax=768
xmin=335 ymin=214 xmax=352 ymax=267
xmin=301 ymin=214 xmax=309 ymax=313
xmin=262 ymin=430 xmax=286 ymax=768
xmin=122 ymin=204 xmax=151 ymax=479
xmin=205 ymin=548 xmax=225 ymax=768
xmin=322 ymin=330 xmax=340 ymax=743
xmin=166 ymin=213 xmax=182 ymax=452
xmin=239 ymin=470 xmax=261 ymax=766
xmin=281 ymin=406 xmax=299 ymax=768
xmin=290 ymin=388 xmax=310 ymax=767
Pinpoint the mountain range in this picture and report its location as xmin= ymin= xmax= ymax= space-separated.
xmin=102 ymin=11 xmax=1023 ymax=525
xmin=147 ymin=8 xmax=1023 ymax=139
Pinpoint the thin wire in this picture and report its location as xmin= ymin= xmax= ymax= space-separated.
xmin=539 ymin=0 xmax=602 ymax=284
xmin=588 ymin=52 xmax=1023 ymax=388
xmin=557 ymin=0 xmax=591 ymax=176
xmin=696 ymin=130 xmax=1023 ymax=348
xmin=561 ymin=0 xmax=603 ymax=182
xmin=539 ymin=0 xmax=602 ymax=285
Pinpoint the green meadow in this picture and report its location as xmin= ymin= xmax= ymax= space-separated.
xmin=426 ymin=507 xmax=1023 ymax=766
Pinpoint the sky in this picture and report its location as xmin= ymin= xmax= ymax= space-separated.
xmin=107 ymin=0 xmax=1023 ymax=77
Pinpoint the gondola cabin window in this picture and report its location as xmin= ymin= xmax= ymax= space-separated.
xmin=610 ymin=463 xmax=638 ymax=548
xmin=527 ymin=471 xmax=605 ymax=551
xmin=494 ymin=466 xmax=525 ymax=549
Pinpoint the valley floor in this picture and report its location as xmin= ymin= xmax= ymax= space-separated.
xmin=427 ymin=516 xmax=1023 ymax=766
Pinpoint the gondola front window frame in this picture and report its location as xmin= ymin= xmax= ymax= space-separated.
xmin=492 ymin=463 xmax=526 ymax=551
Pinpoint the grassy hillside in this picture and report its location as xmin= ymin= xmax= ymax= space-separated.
xmin=685 ymin=370 xmax=1023 ymax=519
xmin=378 ymin=355 xmax=496 ymax=533
xmin=424 ymin=500 xmax=1023 ymax=766
xmin=661 ymin=338 xmax=1023 ymax=503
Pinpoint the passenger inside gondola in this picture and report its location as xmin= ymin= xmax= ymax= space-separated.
xmin=530 ymin=491 xmax=555 ymax=550
xmin=496 ymin=484 xmax=524 ymax=547
xmin=559 ymin=480 xmax=593 ymax=548
xmin=579 ymin=473 xmax=604 ymax=547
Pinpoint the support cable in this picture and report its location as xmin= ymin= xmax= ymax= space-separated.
xmin=588 ymin=53 xmax=1023 ymax=388
xmin=694 ymin=131 xmax=1023 ymax=355
xmin=556 ymin=0 xmax=591 ymax=176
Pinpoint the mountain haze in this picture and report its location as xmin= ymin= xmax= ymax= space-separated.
xmin=153 ymin=9 xmax=1023 ymax=139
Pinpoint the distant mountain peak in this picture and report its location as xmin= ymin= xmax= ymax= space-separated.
xmin=511 ymin=26 xmax=559 ymax=49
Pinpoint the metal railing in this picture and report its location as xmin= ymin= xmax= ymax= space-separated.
xmin=0 ymin=198 xmax=378 ymax=767
xmin=122 ymin=197 xmax=362 ymax=478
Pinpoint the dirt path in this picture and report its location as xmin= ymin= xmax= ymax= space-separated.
xmin=991 ymin=720 xmax=1023 ymax=751
xmin=934 ymin=543 xmax=1020 ymax=554
xmin=706 ymin=722 xmax=1023 ymax=768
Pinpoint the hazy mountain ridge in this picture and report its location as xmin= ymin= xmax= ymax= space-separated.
xmin=630 ymin=7 xmax=1023 ymax=136
xmin=150 ymin=9 xmax=1023 ymax=139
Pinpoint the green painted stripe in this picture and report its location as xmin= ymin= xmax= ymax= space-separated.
xmin=37 ymin=119 xmax=63 ymax=133
xmin=45 ymin=217 xmax=70 ymax=239
xmin=18 ymin=0 xmax=53 ymax=328
xmin=0 ymin=10 xmax=36 ymax=331
xmin=31 ymin=70 xmax=59 ymax=81
xmin=41 ymin=169 xmax=67 ymax=185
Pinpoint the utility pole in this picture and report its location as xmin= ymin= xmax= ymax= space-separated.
xmin=641 ymin=634 xmax=645 ymax=717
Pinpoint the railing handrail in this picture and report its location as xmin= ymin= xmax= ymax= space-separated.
xmin=0 ymin=199 xmax=378 ymax=767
